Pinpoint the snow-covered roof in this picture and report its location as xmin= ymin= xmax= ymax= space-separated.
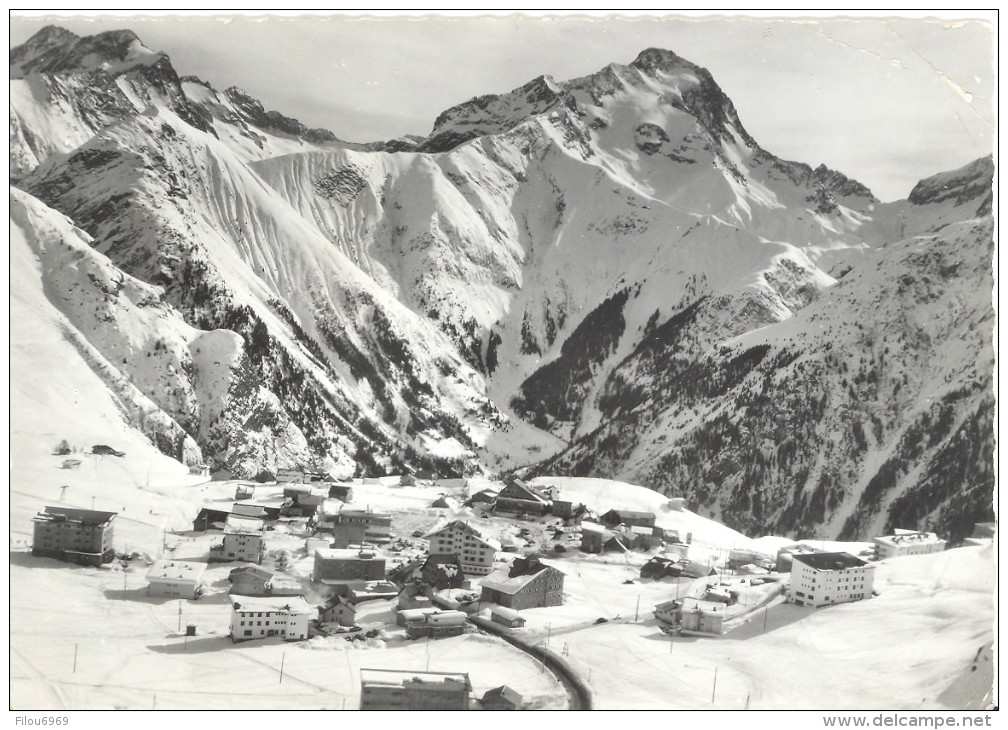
xmin=489 ymin=606 xmax=523 ymax=621
xmin=224 ymin=514 xmax=265 ymax=534
xmin=580 ymin=521 xmax=605 ymax=534
xmin=793 ymin=551 xmax=869 ymax=571
xmin=874 ymin=531 xmax=944 ymax=547
xmin=230 ymin=595 xmax=311 ymax=614
xmin=481 ymin=560 xmax=562 ymax=595
xmin=315 ymin=548 xmax=383 ymax=561
xmin=360 ymin=669 xmax=470 ymax=689
xmin=146 ymin=560 xmax=205 ymax=582
xmin=682 ymin=597 xmax=726 ymax=615
xmin=35 ymin=506 xmax=116 ymax=525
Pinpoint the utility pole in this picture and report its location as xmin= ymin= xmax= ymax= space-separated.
xmin=279 ymin=652 xmax=286 ymax=684
xmin=711 ymin=668 xmax=718 ymax=704
xmin=546 ymin=623 xmax=551 ymax=649
xmin=763 ymin=605 xmax=769 ymax=632
xmin=73 ymin=644 xmax=78 ymax=673
xmin=635 ymin=595 xmax=640 ymax=622
xmin=178 ymin=602 xmax=182 ymax=632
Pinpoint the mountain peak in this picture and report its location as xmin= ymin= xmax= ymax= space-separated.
xmin=630 ymin=47 xmax=690 ymax=73
xmin=11 ymin=24 xmax=164 ymax=77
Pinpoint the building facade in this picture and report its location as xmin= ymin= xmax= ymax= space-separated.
xmin=313 ymin=548 xmax=386 ymax=583
xmin=230 ymin=595 xmax=312 ymax=642
xmin=788 ymin=552 xmax=876 ymax=608
xmin=480 ymin=557 xmax=564 ymax=610
xmin=213 ymin=514 xmax=266 ymax=563
xmin=336 ymin=509 xmax=392 ymax=543
xmin=425 ymin=521 xmax=500 ymax=576
xmin=146 ymin=560 xmax=205 ymax=599
xmin=874 ymin=530 xmax=947 ymax=560
xmin=32 ymin=506 xmax=116 ymax=566
xmin=359 ymin=670 xmax=471 ymax=710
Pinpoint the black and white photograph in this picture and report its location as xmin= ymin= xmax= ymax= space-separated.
xmin=7 ymin=10 xmax=997 ymax=715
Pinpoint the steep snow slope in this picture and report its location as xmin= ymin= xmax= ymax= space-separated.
xmin=21 ymin=105 xmax=497 ymax=477
xmin=10 ymin=186 xmax=203 ymax=463
xmin=530 ymin=159 xmax=994 ymax=542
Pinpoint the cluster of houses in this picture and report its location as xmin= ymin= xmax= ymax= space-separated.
xmin=464 ymin=477 xmax=588 ymax=522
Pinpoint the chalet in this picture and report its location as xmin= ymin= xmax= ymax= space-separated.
xmin=277 ymin=468 xmax=307 ymax=484
xmin=230 ymin=595 xmax=312 ymax=642
xmin=788 ymin=552 xmax=876 ymax=608
xmin=359 ymin=669 xmax=471 ymax=710
xmin=489 ymin=606 xmax=526 ymax=628
xmin=335 ymin=509 xmax=392 ymax=543
xmin=405 ymin=610 xmax=468 ymax=639
xmin=347 ymin=581 xmax=400 ymax=604
xmin=399 ymin=473 xmax=418 ymax=487
xmin=327 ymin=484 xmax=354 ymax=503
xmin=234 ymin=483 xmax=255 ymax=500
xmin=211 ymin=514 xmax=266 ymax=564
xmin=464 ymin=489 xmax=498 ymax=508
xmin=551 ymin=499 xmax=579 ymax=519
xmin=32 ymin=506 xmax=116 ymax=566
xmin=600 ymin=509 xmax=656 ymax=529
xmin=654 ymin=599 xmax=679 ymax=625
xmin=231 ymin=503 xmax=266 ymax=519
xmin=874 ymin=530 xmax=947 ymax=560
xmin=387 ymin=557 xmax=425 ymax=586
xmin=580 ymin=521 xmax=607 ymax=553
xmin=192 ymin=507 xmax=230 ymax=532
xmin=62 ymin=458 xmax=82 ymax=470
xmin=233 ymin=501 xmax=281 ymax=521
xmin=313 ymin=548 xmax=386 ymax=584
xmin=626 ymin=524 xmax=660 ymax=550
xmin=494 ymin=481 xmax=549 ymax=516
xmin=229 ymin=565 xmax=302 ymax=597
xmin=254 ymin=469 xmax=276 ymax=483
xmin=146 ymin=560 xmax=205 ymax=599
xmin=640 ymin=556 xmax=685 ymax=580
xmin=421 ymin=553 xmax=466 ymax=590
xmin=313 ymin=499 xmax=343 ymax=530
xmin=530 ymin=483 xmax=560 ymax=501
xmin=480 ymin=557 xmax=564 ymax=610
xmin=481 ymin=685 xmax=523 ymax=711
xmin=318 ymin=595 xmax=357 ymax=626
xmin=398 ymin=582 xmax=433 ymax=610
xmin=425 ymin=521 xmax=500 ymax=576
xmin=430 ymin=495 xmax=453 ymax=509
xmin=189 ymin=463 xmax=210 ymax=478
xmin=679 ymin=560 xmax=718 ymax=579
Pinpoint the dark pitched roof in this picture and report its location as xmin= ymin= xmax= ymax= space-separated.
xmin=482 ymin=685 xmax=523 ymax=706
xmin=792 ymin=551 xmax=868 ymax=571
xmin=498 ymin=482 xmax=545 ymax=502
xmin=603 ymin=509 xmax=656 ymax=521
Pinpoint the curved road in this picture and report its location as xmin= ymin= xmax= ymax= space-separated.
xmin=430 ymin=594 xmax=592 ymax=710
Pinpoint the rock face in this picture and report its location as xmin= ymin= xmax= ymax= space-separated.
xmin=9 ymin=26 xmax=994 ymax=540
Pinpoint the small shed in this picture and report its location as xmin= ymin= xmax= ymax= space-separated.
xmin=481 ymin=685 xmax=523 ymax=711
xmin=490 ymin=606 xmax=526 ymax=629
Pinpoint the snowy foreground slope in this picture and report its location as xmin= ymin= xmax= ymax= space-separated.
xmin=9 ymin=26 xmax=995 ymax=543
xmin=8 ymin=447 xmax=994 ymax=710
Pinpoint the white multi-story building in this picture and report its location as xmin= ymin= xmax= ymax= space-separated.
xmin=230 ymin=595 xmax=312 ymax=642
xmin=215 ymin=514 xmax=266 ymax=563
xmin=874 ymin=530 xmax=947 ymax=560
xmin=146 ymin=560 xmax=205 ymax=599
xmin=424 ymin=521 xmax=501 ymax=576
xmin=788 ymin=552 xmax=875 ymax=608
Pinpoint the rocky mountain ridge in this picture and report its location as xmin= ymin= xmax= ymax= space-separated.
xmin=9 ymin=26 xmax=994 ymax=540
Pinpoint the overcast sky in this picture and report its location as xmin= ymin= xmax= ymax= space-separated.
xmin=9 ymin=12 xmax=995 ymax=201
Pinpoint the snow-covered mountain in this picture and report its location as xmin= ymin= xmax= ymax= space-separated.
xmin=9 ymin=27 xmax=994 ymax=540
